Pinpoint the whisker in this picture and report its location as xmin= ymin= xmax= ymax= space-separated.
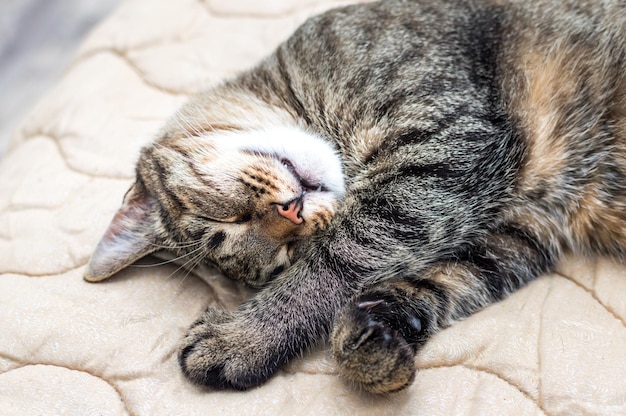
xmin=164 ymin=243 xmax=209 ymax=287
xmin=146 ymin=239 xmax=203 ymax=250
xmin=173 ymin=249 xmax=208 ymax=289
xmin=131 ymin=242 xmax=205 ymax=268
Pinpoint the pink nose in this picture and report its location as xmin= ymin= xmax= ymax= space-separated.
xmin=277 ymin=199 xmax=303 ymax=224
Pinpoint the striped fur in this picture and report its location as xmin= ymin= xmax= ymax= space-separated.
xmin=85 ymin=125 xmax=344 ymax=286
xmin=86 ymin=0 xmax=625 ymax=394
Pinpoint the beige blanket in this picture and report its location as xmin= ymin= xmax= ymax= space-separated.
xmin=1 ymin=0 xmax=625 ymax=414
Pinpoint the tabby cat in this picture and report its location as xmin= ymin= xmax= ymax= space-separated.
xmin=85 ymin=0 xmax=626 ymax=394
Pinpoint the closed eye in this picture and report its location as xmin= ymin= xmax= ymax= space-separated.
xmin=197 ymin=212 xmax=252 ymax=224
xmin=236 ymin=212 xmax=253 ymax=223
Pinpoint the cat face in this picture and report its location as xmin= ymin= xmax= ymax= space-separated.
xmin=85 ymin=126 xmax=345 ymax=287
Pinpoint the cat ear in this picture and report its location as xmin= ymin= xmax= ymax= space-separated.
xmin=84 ymin=183 xmax=161 ymax=282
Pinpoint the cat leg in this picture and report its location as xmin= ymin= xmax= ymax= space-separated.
xmin=178 ymin=306 xmax=300 ymax=390
xmin=177 ymin=257 xmax=358 ymax=390
xmin=331 ymin=227 xmax=555 ymax=394
xmin=331 ymin=287 xmax=420 ymax=394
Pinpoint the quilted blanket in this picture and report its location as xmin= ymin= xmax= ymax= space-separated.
xmin=1 ymin=0 xmax=625 ymax=414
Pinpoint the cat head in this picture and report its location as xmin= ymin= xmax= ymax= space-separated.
xmin=84 ymin=126 xmax=345 ymax=287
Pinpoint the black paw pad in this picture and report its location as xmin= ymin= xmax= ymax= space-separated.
xmin=178 ymin=341 xmax=233 ymax=390
xmin=356 ymin=294 xmax=425 ymax=343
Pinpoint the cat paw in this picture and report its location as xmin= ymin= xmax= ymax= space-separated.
xmin=331 ymin=300 xmax=417 ymax=394
xmin=177 ymin=308 xmax=281 ymax=390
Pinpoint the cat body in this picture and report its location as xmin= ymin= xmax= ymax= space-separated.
xmin=86 ymin=0 xmax=626 ymax=393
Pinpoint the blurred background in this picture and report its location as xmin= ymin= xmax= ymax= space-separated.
xmin=0 ymin=0 xmax=120 ymax=157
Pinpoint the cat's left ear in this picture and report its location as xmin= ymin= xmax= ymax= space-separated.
xmin=84 ymin=183 xmax=161 ymax=282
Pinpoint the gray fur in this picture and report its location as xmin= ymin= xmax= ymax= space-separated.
xmin=86 ymin=0 xmax=626 ymax=393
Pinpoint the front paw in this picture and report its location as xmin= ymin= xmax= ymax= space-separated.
xmin=178 ymin=308 xmax=281 ymax=390
xmin=331 ymin=301 xmax=417 ymax=394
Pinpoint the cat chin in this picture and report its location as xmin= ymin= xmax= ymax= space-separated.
xmin=205 ymin=126 xmax=346 ymax=197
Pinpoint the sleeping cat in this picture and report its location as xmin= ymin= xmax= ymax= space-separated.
xmin=85 ymin=0 xmax=626 ymax=394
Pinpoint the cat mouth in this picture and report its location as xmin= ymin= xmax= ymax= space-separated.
xmin=280 ymin=158 xmax=325 ymax=192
